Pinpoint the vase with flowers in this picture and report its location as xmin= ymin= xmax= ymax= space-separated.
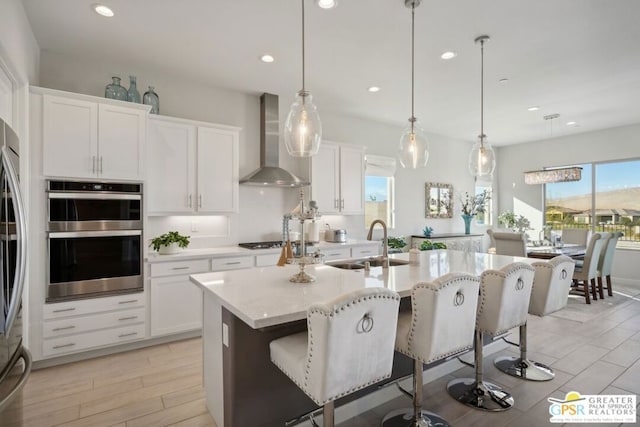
xmin=460 ymin=190 xmax=491 ymax=234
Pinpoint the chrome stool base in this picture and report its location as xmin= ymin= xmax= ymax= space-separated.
xmin=446 ymin=378 xmax=514 ymax=412
xmin=494 ymin=356 xmax=554 ymax=381
xmin=381 ymin=408 xmax=449 ymax=427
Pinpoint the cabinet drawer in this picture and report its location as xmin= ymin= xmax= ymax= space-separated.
xmin=322 ymin=247 xmax=351 ymax=261
xmin=351 ymin=245 xmax=379 ymax=258
xmin=43 ymin=323 xmax=145 ymax=357
xmin=211 ymin=256 xmax=253 ymax=271
xmin=150 ymin=258 xmax=210 ymax=277
xmin=43 ymin=307 xmax=145 ymax=338
xmin=43 ymin=293 xmax=145 ymax=320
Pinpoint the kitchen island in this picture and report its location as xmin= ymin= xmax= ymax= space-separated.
xmin=190 ymin=250 xmax=536 ymax=427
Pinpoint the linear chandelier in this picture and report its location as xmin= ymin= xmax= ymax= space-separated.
xmin=524 ymin=167 xmax=583 ymax=185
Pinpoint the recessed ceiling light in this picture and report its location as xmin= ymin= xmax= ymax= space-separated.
xmin=316 ymin=0 xmax=337 ymax=9
xmin=566 ymin=121 xmax=577 ymax=126
xmin=499 ymin=78 xmax=509 ymax=83
xmin=367 ymin=86 xmax=380 ymax=93
xmin=93 ymin=4 xmax=114 ymax=17
xmin=527 ymin=106 xmax=540 ymax=111
xmin=260 ymin=54 xmax=275 ymax=63
xmin=440 ymin=51 xmax=457 ymax=60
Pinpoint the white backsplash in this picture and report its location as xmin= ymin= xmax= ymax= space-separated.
xmin=146 ymin=215 xmax=231 ymax=250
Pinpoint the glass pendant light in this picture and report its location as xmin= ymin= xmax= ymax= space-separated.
xmin=398 ymin=0 xmax=428 ymax=169
xmin=284 ymin=0 xmax=322 ymax=157
xmin=468 ymin=35 xmax=496 ymax=178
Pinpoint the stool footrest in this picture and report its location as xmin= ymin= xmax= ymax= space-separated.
xmin=494 ymin=356 xmax=554 ymax=381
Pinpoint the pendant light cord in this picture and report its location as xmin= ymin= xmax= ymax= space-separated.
xmin=410 ymin=3 xmax=416 ymax=132
xmin=301 ymin=0 xmax=306 ymax=92
xmin=480 ymin=38 xmax=484 ymax=148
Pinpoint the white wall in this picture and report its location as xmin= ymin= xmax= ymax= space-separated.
xmin=39 ymin=50 xmax=481 ymax=244
xmin=497 ymin=123 xmax=640 ymax=284
xmin=0 ymin=0 xmax=39 ymax=86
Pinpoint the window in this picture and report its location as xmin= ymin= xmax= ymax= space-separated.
xmin=544 ymin=159 xmax=640 ymax=250
xmin=364 ymin=155 xmax=395 ymax=228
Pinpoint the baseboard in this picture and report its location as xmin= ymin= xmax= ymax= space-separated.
xmin=612 ymin=276 xmax=640 ymax=287
xmin=32 ymin=330 xmax=202 ymax=370
xmin=292 ymin=339 xmax=509 ymax=426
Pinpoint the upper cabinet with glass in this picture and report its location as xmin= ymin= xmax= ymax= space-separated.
xmin=425 ymin=182 xmax=453 ymax=218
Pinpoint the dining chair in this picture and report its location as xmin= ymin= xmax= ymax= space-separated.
xmin=561 ymin=228 xmax=590 ymax=246
xmin=572 ymin=232 xmax=607 ymax=304
xmin=486 ymin=229 xmax=496 ymax=254
xmin=492 ymin=231 xmax=527 ymax=257
xmin=269 ymin=287 xmax=400 ymax=427
xmin=598 ymin=231 xmax=624 ymax=297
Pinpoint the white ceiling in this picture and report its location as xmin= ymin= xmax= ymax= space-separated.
xmin=21 ymin=0 xmax=640 ymax=146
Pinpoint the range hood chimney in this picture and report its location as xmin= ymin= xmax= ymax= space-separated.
xmin=239 ymin=93 xmax=310 ymax=187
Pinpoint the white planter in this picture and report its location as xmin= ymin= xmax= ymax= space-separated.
xmin=158 ymin=243 xmax=183 ymax=255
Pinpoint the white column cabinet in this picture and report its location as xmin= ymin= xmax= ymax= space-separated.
xmin=311 ymin=142 xmax=364 ymax=215
xmin=42 ymin=92 xmax=148 ymax=180
xmin=147 ymin=115 xmax=239 ymax=214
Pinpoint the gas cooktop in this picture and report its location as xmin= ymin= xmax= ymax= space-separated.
xmin=238 ymin=241 xmax=283 ymax=250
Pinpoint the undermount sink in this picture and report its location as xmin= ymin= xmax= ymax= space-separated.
xmin=325 ymin=257 xmax=410 ymax=270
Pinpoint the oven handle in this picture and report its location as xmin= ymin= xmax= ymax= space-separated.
xmin=48 ymin=230 xmax=142 ymax=239
xmin=48 ymin=192 xmax=141 ymax=200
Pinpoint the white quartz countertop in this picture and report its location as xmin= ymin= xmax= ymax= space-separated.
xmin=146 ymin=239 xmax=379 ymax=263
xmin=190 ymin=249 xmax=535 ymax=329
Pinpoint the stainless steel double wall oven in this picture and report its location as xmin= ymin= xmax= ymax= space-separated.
xmin=46 ymin=180 xmax=143 ymax=302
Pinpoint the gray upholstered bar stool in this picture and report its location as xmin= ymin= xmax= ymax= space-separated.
xmin=382 ymin=273 xmax=481 ymax=427
xmin=494 ymin=255 xmax=575 ymax=381
xmin=447 ymin=262 xmax=535 ymax=411
xmin=269 ymin=287 xmax=400 ymax=427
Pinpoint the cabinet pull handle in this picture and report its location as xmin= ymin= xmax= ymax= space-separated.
xmin=334 ymin=199 xmax=338 ymax=209
xmin=360 ymin=250 xmax=372 ymax=254
xmin=53 ymin=343 xmax=76 ymax=349
xmin=189 ymin=194 xmax=193 ymax=208
xmin=341 ymin=199 xmax=345 ymax=209
xmin=199 ymin=195 xmax=202 ymax=208
xmin=118 ymin=299 xmax=138 ymax=305
xmin=225 ymin=261 xmax=241 ymax=265
xmin=53 ymin=307 xmax=76 ymax=313
xmin=119 ymin=332 xmax=138 ymax=338
xmin=99 ymin=156 xmax=103 ymax=173
xmin=118 ymin=316 xmax=138 ymax=321
xmin=92 ymin=156 xmax=96 ymax=173
xmin=52 ymin=325 xmax=76 ymax=331
xmin=171 ymin=266 xmax=190 ymax=270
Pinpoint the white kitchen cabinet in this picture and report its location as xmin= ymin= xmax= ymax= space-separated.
xmin=42 ymin=93 xmax=148 ymax=180
xmin=311 ymin=142 xmax=364 ymax=215
xmin=41 ymin=293 xmax=146 ymax=357
xmin=147 ymin=115 xmax=239 ymax=214
xmin=351 ymin=244 xmax=380 ymax=258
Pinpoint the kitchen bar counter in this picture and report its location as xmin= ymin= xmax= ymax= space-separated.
xmin=146 ymin=239 xmax=378 ymax=262
xmin=190 ymin=250 xmax=536 ymax=427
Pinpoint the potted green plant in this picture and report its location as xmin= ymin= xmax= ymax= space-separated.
xmin=387 ymin=236 xmax=407 ymax=253
xmin=150 ymin=231 xmax=190 ymax=254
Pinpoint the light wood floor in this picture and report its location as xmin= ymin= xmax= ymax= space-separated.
xmin=2 ymin=282 xmax=640 ymax=427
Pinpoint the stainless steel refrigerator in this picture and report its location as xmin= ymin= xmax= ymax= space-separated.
xmin=0 ymin=118 xmax=31 ymax=413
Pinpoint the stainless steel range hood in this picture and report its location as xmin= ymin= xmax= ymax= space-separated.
xmin=239 ymin=93 xmax=310 ymax=187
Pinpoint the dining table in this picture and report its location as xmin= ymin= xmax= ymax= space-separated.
xmin=526 ymin=243 xmax=586 ymax=260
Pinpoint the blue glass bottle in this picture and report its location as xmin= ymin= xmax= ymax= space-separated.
xmin=105 ymin=76 xmax=127 ymax=101
xmin=143 ymin=86 xmax=159 ymax=114
xmin=127 ymin=75 xmax=141 ymax=103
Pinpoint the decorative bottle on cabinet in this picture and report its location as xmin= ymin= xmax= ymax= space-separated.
xmin=127 ymin=75 xmax=141 ymax=103
xmin=143 ymin=86 xmax=159 ymax=114
xmin=105 ymin=76 xmax=127 ymax=101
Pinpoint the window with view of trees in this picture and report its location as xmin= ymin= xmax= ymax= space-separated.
xmin=544 ymin=159 xmax=640 ymax=250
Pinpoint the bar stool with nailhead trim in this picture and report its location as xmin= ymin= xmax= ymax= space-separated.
xmin=495 ymin=255 xmax=575 ymax=381
xmin=269 ymin=287 xmax=400 ymax=427
xmin=381 ymin=273 xmax=481 ymax=427
xmin=447 ymin=262 xmax=535 ymax=412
